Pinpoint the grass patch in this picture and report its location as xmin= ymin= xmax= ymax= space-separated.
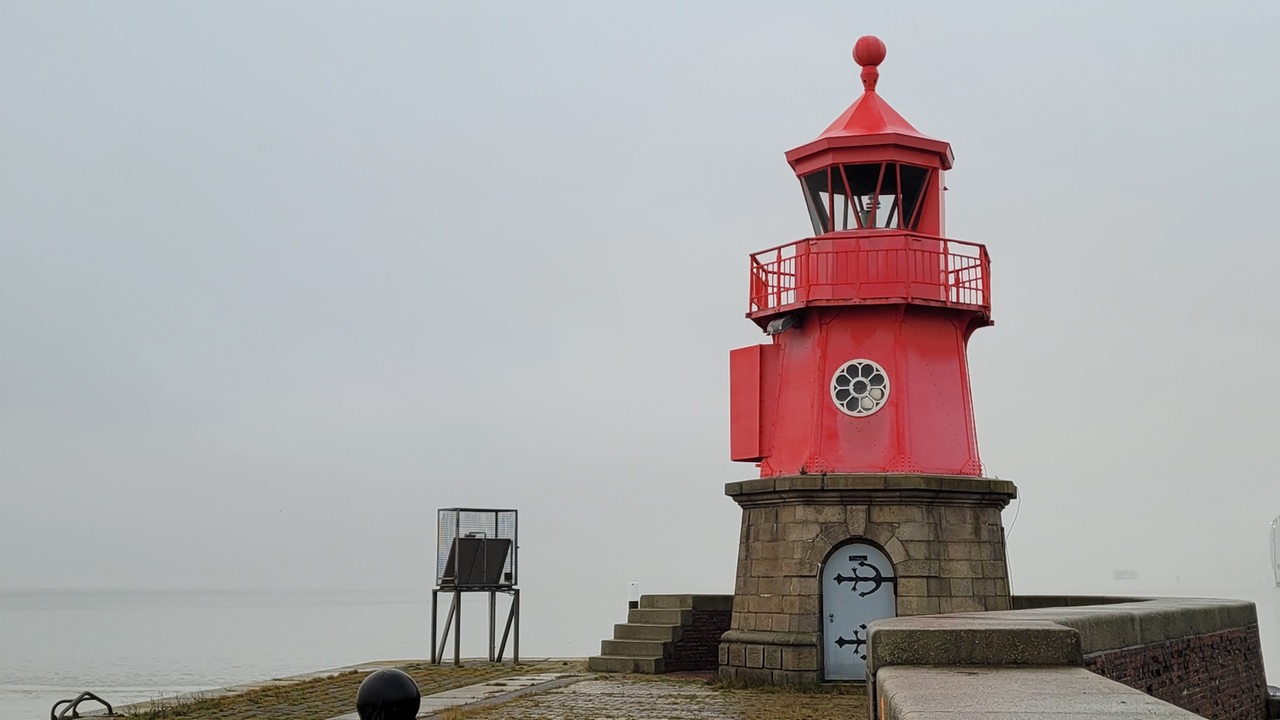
xmin=436 ymin=706 xmax=482 ymax=720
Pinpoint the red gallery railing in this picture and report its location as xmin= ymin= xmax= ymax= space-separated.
xmin=748 ymin=232 xmax=990 ymax=318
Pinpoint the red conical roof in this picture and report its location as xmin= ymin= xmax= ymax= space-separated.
xmin=786 ymin=36 xmax=953 ymax=172
xmin=817 ymin=88 xmax=926 ymax=139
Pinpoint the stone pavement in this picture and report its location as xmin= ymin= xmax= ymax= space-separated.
xmin=415 ymin=675 xmax=868 ymax=720
xmin=110 ymin=659 xmax=867 ymax=719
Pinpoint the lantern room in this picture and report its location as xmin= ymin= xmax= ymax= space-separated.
xmin=799 ymin=161 xmax=935 ymax=234
xmin=787 ymin=35 xmax=953 ymax=238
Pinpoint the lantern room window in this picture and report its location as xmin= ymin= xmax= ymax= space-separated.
xmin=802 ymin=163 xmax=931 ymax=234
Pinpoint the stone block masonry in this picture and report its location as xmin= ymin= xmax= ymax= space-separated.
xmin=720 ymin=473 xmax=1016 ymax=683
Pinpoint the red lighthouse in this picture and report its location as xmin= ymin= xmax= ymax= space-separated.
xmin=720 ymin=37 xmax=1015 ymax=685
xmin=730 ymin=35 xmax=990 ymax=477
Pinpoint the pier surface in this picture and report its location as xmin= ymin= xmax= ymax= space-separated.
xmin=114 ymin=659 xmax=868 ymax=720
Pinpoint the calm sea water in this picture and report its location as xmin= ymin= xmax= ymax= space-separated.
xmin=1 ymin=586 xmax=1276 ymax=720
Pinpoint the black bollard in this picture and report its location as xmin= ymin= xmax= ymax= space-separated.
xmin=356 ymin=668 xmax=421 ymax=720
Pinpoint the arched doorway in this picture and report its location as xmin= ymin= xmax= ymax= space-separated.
xmin=821 ymin=540 xmax=896 ymax=680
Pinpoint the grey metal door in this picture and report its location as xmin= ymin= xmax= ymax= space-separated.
xmin=822 ymin=541 xmax=896 ymax=681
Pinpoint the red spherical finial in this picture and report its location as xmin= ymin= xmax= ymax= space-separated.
xmin=853 ymin=35 xmax=886 ymax=92
xmin=853 ymin=35 xmax=886 ymax=66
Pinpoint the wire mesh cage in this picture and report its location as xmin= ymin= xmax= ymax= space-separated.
xmin=435 ymin=508 xmax=517 ymax=589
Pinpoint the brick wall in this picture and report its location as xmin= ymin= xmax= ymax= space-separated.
xmin=667 ymin=608 xmax=732 ymax=671
xmin=1084 ymin=626 xmax=1268 ymax=720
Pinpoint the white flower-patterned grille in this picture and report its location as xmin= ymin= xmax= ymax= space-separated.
xmin=831 ymin=359 xmax=890 ymax=417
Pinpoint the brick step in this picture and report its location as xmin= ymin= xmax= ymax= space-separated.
xmin=601 ymin=638 xmax=668 ymax=657
xmin=587 ymin=654 xmax=665 ymax=674
xmin=614 ymin=623 xmax=682 ymax=642
xmin=627 ymin=608 xmax=692 ymax=625
xmin=590 ymin=593 xmax=733 ymax=675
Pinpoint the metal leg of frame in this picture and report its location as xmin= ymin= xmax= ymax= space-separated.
xmin=434 ymin=591 xmax=456 ymax=665
xmin=488 ymin=591 xmax=496 ymax=662
xmin=496 ymin=591 xmax=515 ymax=663
xmin=513 ymin=589 xmax=520 ymax=664
xmin=430 ymin=589 xmax=438 ymax=664
xmin=452 ymin=588 xmax=462 ymax=667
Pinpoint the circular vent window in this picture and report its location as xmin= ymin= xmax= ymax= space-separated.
xmin=831 ymin=359 xmax=890 ymax=417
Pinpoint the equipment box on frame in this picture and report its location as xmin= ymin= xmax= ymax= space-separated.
xmin=431 ymin=508 xmax=519 ymax=665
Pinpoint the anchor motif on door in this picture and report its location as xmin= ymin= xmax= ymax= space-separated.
xmin=834 ymin=623 xmax=869 ymax=659
xmin=822 ymin=541 xmax=896 ymax=681
xmin=833 ymin=556 xmax=887 ymax=597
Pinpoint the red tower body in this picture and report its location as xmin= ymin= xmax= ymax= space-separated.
xmin=729 ymin=37 xmax=991 ymax=477
xmin=719 ymin=39 xmax=1014 ymax=684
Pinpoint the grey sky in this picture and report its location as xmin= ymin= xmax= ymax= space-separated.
xmin=2 ymin=1 xmax=1278 ymax=651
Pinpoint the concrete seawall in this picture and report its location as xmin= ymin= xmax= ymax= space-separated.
xmin=867 ymin=596 xmax=1269 ymax=719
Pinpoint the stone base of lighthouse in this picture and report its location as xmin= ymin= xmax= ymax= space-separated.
xmin=718 ymin=473 xmax=1017 ymax=684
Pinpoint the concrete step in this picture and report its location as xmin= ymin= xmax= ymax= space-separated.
xmin=601 ymin=638 xmax=668 ymax=657
xmin=614 ymin=623 xmax=682 ymax=642
xmin=627 ymin=608 xmax=692 ymax=625
xmin=638 ymin=594 xmax=734 ymax=612
xmin=587 ymin=654 xmax=665 ymax=674
xmin=638 ymin=594 xmax=695 ymax=610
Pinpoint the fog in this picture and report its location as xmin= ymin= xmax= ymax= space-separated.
xmin=2 ymin=1 xmax=1278 ymax=654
